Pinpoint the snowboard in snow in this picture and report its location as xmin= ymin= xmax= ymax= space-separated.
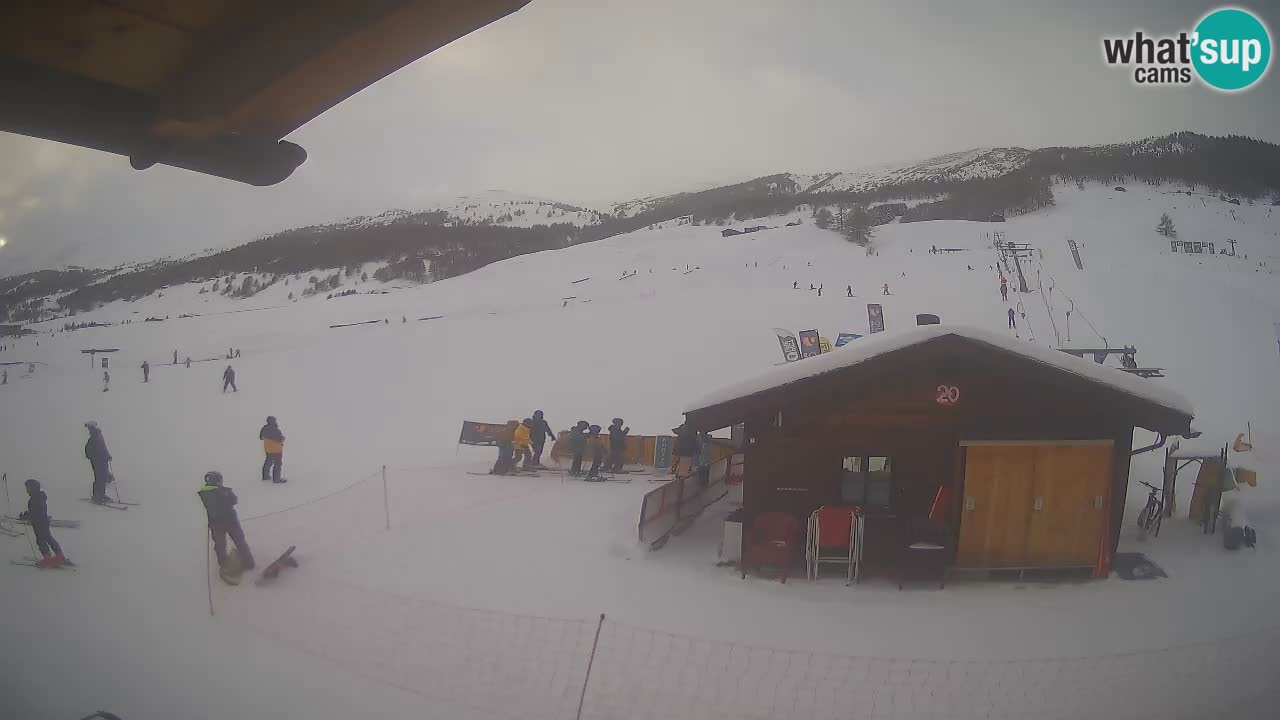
xmin=255 ymin=545 xmax=298 ymax=586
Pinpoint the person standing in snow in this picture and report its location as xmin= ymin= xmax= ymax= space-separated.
xmin=1000 ymin=275 xmax=1008 ymax=302
xmin=198 ymin=471 xmax=255 ymax=572
xmin=84 ymin=421 xmax=112 ymax=503
xmin=671 ymin=423 xmax=698 ymax=479
xmin=793 ymin=281 xmax=798 ymax=289
xmin=512 ymin=419 xmax=534 ymax=471
xmin=491 ymin=420 xmax=518 ymax=475
xmin=20 ymin=479 xmax=68 ymax=568
xmin=222 ymin=365 xmax=237 ymax=393
xmin=883 ymin=283 xmax=890 ymax=295
xmin=847 ymin=285 xmax=853 ymax=297
xmin=102 ymin=370 xmax=110 ymax=392
xmin=1007 ymin=307 xmax=1017 ymax=329
xmin=568 ymin=420 xmax=590 ymax=475
xmin=141 ymin=361 xmax=150 ymax=383
xmin=173 ymin=350 xmax=178 ymax=365
xmin=259 ymin=416 xmax=285 ymax=483
xmin=185 ymin=357 xmax=191 ymax=369
xmin=607 ymin=418 xmax=630 ymax=472
xmin=527 ymin=410 xmax=557 ymax=468
xmin=585 ymin=425 xmax=606 ymax=481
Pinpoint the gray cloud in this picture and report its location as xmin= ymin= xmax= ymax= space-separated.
xmin=2 ymin=0 xmax=1278 ymax=275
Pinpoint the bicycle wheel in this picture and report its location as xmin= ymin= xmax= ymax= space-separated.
xmin=1136 ymin=500 xmax=1153 ymax=531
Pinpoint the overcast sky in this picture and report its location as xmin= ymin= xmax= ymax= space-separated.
xmin=2 ymin=0 xmax=1278 ymax=275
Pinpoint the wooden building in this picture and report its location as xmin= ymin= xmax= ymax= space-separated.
xmin=683 ymin=326 xmax=1194 ymax=576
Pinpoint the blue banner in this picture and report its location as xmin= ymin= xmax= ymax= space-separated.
xmin=834 ymin=332 xmax=863 ymax=347
xmin=654 ymin=436 xmax=674 ymax=468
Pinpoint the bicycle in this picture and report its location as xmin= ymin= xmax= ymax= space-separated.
xmin=1136 ymin=481 xmax=1164 ymax=538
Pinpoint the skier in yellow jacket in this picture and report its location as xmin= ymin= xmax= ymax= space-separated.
xmin=259 ymin=416 xmax=286 ymax=483
xmin=511 ymin=419 xmax=534 ymax=471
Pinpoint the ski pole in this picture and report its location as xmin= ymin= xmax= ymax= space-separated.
xmin=2 ymin=472 xmax=9 ymax=516
xmin=24 ymin=522 xmax=38 ymax=559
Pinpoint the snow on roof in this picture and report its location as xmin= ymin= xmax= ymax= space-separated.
xmin=686 ymin=324 xmax=1194 ymax=418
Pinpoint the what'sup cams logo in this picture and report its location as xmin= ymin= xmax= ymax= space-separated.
xmin=1103 ymin=7 xmax=1271 ymax=91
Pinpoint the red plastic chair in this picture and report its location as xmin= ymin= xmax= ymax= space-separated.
xmin=806 ymin=505 xmax=860 ymax=583
xmin=741 ymin=511 xmax=801 ymax=583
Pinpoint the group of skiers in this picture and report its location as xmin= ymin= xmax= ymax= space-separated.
xmin=490 ymin=411 xmax=564 ymax=475
xmin=16 ymin=413 xmax=285 ymax=572
xmin=488 ymin=412 xmax=713 ymax=484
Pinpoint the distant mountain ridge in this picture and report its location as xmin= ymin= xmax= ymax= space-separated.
xmin=3 ymin=132 xmax=1277 ymax=324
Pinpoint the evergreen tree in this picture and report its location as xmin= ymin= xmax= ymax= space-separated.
xmin=814 ymin=207 xmax=834 ymax=229
xmin=1157 ymin=213 xmax=1177 ymax=238
xmin=841 ymin=205 xmax=875 ymax=246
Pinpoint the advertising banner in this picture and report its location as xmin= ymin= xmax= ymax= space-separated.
xmin=772 ymin=328 xmax=801 ymax=363
xmin=798 ymin=330 xmax=821 ymax=358
xmin=457 ymin=420 xmax=509 ymax=447
xmin=819 ymin=336 xmax=832 ymax=353
xmin=835 ymin=332 xmax=863 ymax=347
xmin=867 ymin=304 xmax=885 ymax=334
xmin=654 ymin=435 xmax=674 ymax=468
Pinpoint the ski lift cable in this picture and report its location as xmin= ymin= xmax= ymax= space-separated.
xmin=1037 ymin=259 xmax=1107 ymax=347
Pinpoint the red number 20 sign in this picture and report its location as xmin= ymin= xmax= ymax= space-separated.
xmin=935 ymin=384 xmax=961 ymax=406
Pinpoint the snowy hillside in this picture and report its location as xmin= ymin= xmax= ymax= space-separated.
xmin=2 ymin=183 xmax=1279 ymax=719
xmin=334 ymin=190 xmax=601 ymax=230
xmin=793 ymin=147 xmax=1032 ymax=194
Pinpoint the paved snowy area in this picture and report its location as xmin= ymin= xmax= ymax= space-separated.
xmin=2 ymin=185 xmax=1279 ymax=718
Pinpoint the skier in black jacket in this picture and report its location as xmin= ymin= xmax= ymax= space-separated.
xmin=20 ymin=479 xmax=68 ymax=568
xmin=568 ymin=420 xmax=590 ymax=475
xmin=607 ymin=418 xmax=630 ymax=472
xmin=84 ymin=421 xmax=112 ymax=503
xmin=527 ymin=410 xmax=557 ymax=468
xmin=198 ymin=471 xmax=255 ymax=571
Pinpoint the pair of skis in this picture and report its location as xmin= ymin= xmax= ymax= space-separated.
xmin=11 ymin=556 xmax=77 ymax=571
xmin=4 ymin=515 xmax=80 ymax=529
xmin=80 ymin=497 xmax=140 ymax=511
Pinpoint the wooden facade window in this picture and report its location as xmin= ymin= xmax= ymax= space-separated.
xmin=841 ymin=456 xmax=893 ymax=510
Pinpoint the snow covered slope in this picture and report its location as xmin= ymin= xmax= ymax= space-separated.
xmin=793 ymin=147 xmax=1031 ymax=194
xmin=2 ymin=183 xmax=1279 ymax=719
xmin=325 ymin=190 xmax=601 ymax=229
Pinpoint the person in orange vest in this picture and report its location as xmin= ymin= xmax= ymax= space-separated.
xmin=259 ymin=416 xmax=286 ymax=483
xmin=512 ymin=419 xmax=534 ymax=471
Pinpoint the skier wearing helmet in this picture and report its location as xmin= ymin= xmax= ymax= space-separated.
xmin=527 ymin=410 xmax=557 ymax=468
xmin=512 ymin=419 xmax=534 ymax=471
xmin=19 ymin=479 xmax=69 ymax=568
xmin=607 ymin=418 xmax=630 ymax=472
xmin=198 ymin=471 xmax=255 ymax=573
xmin=84 ymin=421 xmax=113 ymax=503
xmin=259 ymin=416 xmax=286 ymax=483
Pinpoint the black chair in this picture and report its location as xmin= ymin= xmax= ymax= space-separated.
xmin=897 ymin=517 xmax=949 ymax=590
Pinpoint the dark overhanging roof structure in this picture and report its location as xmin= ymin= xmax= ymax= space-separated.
xmin=0 ymin=0 xmax=531 ymax=186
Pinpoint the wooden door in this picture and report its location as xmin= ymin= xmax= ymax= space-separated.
xmin=1025 ymin=444 xmax=1113 ymax=567
xmin=956 ymin=446 xmax=1036 ymax=568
